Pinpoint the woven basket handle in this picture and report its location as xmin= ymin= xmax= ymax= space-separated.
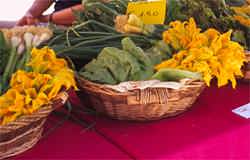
xmin=51 ymin=91 xmax=69 ymax=111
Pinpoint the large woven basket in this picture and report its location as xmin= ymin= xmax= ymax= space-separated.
xmin=0 ymin=92 xmax=68 ymax=159
xmin=77 ymin=78 xmax=205 ymax=121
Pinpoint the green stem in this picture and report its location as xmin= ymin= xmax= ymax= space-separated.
xmin=48 ymin=34 xmax=64 ymax=46
xmin=8 ymin=53 xmax=20 ymax=79
xmin=57 ymin=34 xmax=125 ymax=54
xmin=66 ymin=29 xmax=71 ymax=47
xmin=2 ymin=47 xmax=16 ymax=87
xmin=16 ymin=49 xmax=28 ymax=70
xmin=74 ymin=20 xmax=117 ymax=33
xmin=24 ymin=48 xmax=32 ymax=71
xmin=70 ymin=27 xmax=81 ymax=37
xmin=16 ymin=56 xmax=25 ymax=70
xmin=77 ymin=31 xmax=115 ymax=36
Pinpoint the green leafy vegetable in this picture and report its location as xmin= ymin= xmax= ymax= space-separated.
xmin=79 ymin=37 xmax=154 ymax=84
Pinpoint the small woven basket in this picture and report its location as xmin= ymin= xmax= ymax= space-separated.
xmin=0 ymin=92 xmax=68 ymax=159
xmin=242 ymin=51 xmax=250 ymax=82
xmin=77 ymin=78 xmax=205 ymax=121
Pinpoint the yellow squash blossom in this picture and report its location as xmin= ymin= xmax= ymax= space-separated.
xmin=156 ymin=18 xmax=246 ymax=88
xmin=0 ymin=89 xmax=25 ymax=125
xmin=162 ymin=18 xmax=203 ymax=50
xmin=40 ymin=68 xmax=78 ymax=99
xmin=232 ymin=5 xmax=250 ymax=15
xmin=10 ymin=70 xmax=52 ymax=92
xmin=232 ymin=5 xmax=250 ymax=27
xmin=0 ymin=47 xmax=77 ymax=125
xmin=28 ymin=47 xmax=68 ymax=75
xmin=22 ymin=88 xmax=50 ymax=114
xmin=10 ymin=70 xmax=37 ymax=89
xmin=233 ymin=15 xmax=250 ymax=27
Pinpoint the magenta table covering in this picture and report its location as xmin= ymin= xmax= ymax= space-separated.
xmin=14 ymin=117 xmax=130 ymax=159
xmin=80 ymin=83 xmax=250 ymax=159
xmin=13 ymin=83 xmax=250 ymax=159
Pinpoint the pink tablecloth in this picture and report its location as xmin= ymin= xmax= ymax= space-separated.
xmin=15 ymin=83 xmax=250 ymax=159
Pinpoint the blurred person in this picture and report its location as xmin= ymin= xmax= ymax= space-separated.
xmin=17 ymin=0 xmax=83 ymax=26
xmin=0 ymin=0 xmax=83 ymax=28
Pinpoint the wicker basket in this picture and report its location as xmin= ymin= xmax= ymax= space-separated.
xmin=77 ymin=78 xmax=205 ymax=121
xmin=242 ymin=51 xmax=250 ymax=82
xmin=0 ymin=92 xmax=68 ymax=159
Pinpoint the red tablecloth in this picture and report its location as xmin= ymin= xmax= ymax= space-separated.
xmin=14 ymin=117 xmax=130 ymax=159
xmin=15 ymin=83 xmax=250 ymax=159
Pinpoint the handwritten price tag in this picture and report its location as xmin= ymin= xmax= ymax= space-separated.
xmin=126 ymin=0 xmax=167 ymax=24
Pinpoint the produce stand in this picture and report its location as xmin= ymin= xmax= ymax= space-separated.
xmin=1 ymin=0 xmax=250 ymax=159
xmin=15 ymin=83 xmax=250 ymax=159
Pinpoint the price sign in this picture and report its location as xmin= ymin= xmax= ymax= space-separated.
xmin=232 ymin=103 xmax=250 ymax=119
xmin=126 ymin=0 xmax=167 ymax=24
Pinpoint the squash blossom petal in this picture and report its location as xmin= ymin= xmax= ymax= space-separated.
xmin=157 ymin=18 xmax=246 ymax=88
xmin=0 ymin=47 xmax=77 ymax=125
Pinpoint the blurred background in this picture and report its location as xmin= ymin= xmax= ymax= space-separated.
xmin=0 ymin=0 xmax=53 ymax=21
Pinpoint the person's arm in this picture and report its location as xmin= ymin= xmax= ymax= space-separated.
xmin=16 ymin=0 xmax=54 ymax=26
xmin=39 ymin=4 xmax=84 ymax=26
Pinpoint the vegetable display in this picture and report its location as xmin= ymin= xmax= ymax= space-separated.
xmin=1 ymin=0 xmax=248 ymax=126
xmin=0 ymin=26 xmax=53 ymax=95
xmin=47 ymin=1 xmax=168 ymax=70
xmin=0 ymin=47 xmax=77 ymax=125
xmin=80 ymin=36 xmax=204 ymax=84
xmin=45 ymin=0 xmax=249 ymax=72
xmin=79 ymin=37 xmax=154 ymax=84
xmin=155 ymin=18 xmax=246 ymax=88
xmin=48 ymin=26 xmax=154 ymax=70
xmin=0 ymin=2 xmax=249 ymax=158
xmin=46 ymin=0 xmax=248 ymax=88
xmin=166 ymin=0 xmax=250 ymax=50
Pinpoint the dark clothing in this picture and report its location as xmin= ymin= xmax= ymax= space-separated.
xmin=54 ymin=0 xmax=81 ymax=11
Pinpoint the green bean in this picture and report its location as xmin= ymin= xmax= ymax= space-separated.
xmin=73 ymin=20 xmax=117 ymax=33
xmin=48 ymin=34 xmax=65 ymax=46
xmin=77 ymin=31 xmax=115 ymax=36
xmin=85 ymin=2 xmax=119 ymax=17
xmin=57 ymin=34 xmax=126 ymax=54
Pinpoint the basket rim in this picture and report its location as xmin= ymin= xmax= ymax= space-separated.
xmin=0 ymin=125 xmax=43 ymax=160
xmin=77 ymin=76 xmax=205 ymax=95
xmin=245 ymin=52 xmax=250 ymax=62
xmin=0 ymin=91 xmax=69 ymax=133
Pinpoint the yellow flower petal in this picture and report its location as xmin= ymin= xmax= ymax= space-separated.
xmin=156 ymin=18 xmax=246 ymax=88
